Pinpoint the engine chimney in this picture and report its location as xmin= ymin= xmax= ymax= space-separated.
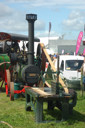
xmin=26 ymin=14 xmax=37 ymax=65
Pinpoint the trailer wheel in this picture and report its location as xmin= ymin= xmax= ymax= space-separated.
xmin=10 ymin=82 xmax=14 ymax=101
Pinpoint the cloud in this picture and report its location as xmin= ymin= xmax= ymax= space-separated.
xmin=3 ymin=0 xmax=85 ymax=8
xmin=35 ymin=20 xmax=45 ymax=30
xmin=0 ymin=3 xmax=13 ymax=17
xmin=35 ymin=30 xmax=59 ymax=37
xmin=62 ymin=10 xmax=85 ymax=31
xmin=1 ymin=0 xmax=85 ymax=39
xmin=0 ymin=8 xmax=27 ymax=33
xmin=0 ymin=2 xmax=45 ymax=33
xmin=0 ymin=16 xmax=45 ymax=34
xmin=68 ymin=11 xmax=85 ymax=20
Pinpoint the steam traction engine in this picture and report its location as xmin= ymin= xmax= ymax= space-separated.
xmin=9 ymin=14 xmax=41 ymax=100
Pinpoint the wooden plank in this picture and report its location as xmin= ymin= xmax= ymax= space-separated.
xmin=45 ymin=81 xmax=51 ymax=88
xmin=40 ymin=43 xmax=69 ymax=94
xmin=31 ymin=87 xmax=52 ymax=96
xmin=40 ymin=43 xmax=56 ymax=71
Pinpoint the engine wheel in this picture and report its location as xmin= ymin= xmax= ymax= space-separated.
xmin=10 ymin=82 xmax=14 ymax=101
xmin=6 ymin=70 xmax=11 ymax=92
xmin=36 ymin=43 xmax=42 ymax=68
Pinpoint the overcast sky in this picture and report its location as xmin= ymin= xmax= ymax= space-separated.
xmin=0 ymin=0 xmax=85 ymax=40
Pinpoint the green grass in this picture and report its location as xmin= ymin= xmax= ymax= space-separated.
xmin=0 ymin=90 xmax=85 ymax=128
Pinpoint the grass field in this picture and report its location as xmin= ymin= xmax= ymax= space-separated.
xmin=0 ymin=90 xmax=85 ymax=128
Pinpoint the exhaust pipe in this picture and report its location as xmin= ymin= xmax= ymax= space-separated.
xmin=26 ymin=14 xmax=37 ymax=65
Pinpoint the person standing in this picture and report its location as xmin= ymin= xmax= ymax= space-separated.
xmin=78 ymin=57 xmax=85 ymax=96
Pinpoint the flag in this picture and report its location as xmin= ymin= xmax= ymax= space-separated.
xmin=49 ymin=22 xmax=51 ymax=33
xmin=76 ymin=31 xmax=83 ymax=55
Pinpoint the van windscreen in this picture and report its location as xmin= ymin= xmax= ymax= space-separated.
xmin=65 ymin=60 xmax=83 ymax=70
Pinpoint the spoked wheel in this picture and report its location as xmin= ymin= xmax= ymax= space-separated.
xmin=0 ymin=79 xmax=5 ymax=92
xmin=0 ymin=69 xmax=5 ymax=91
xmin=37 ymin=43 xmax=46 ymax=73
xmin=36 ymin=43 xmax=42 ymax=69
xmin=10 ymin=82 xmax=14 ymax=101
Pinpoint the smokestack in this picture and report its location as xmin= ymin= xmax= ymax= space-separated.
xmin=26 ymin=14 xmax=37 ymax=65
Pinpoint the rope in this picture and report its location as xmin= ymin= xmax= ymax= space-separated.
xmin=0 ymin=121 xmax=13 ymax=128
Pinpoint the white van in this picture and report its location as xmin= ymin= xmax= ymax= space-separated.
xmin=53 ymin=55 xmax=84 ymax=89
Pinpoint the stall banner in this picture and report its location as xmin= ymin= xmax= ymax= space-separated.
xmin=76 ymin=31 xmax=83 ymax=55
